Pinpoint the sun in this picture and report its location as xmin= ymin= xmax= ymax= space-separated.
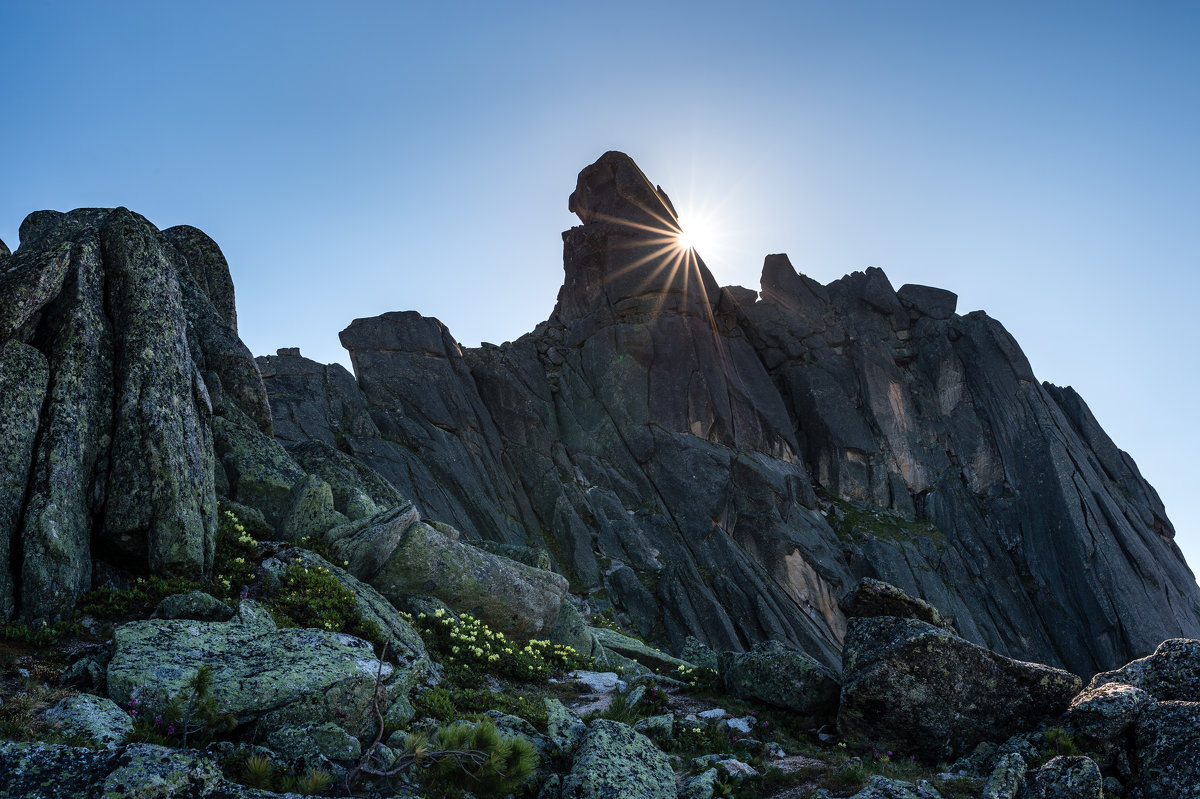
xmin=674 ymin=214 xmax=717 ymax=258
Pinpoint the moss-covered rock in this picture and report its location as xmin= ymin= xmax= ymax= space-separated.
xmin=287 ymin=439 xmax=406 ymax=520
xmin=367 ymin=520 xmax=569 ymax=639
xmin=266 ymin=721 xmax=362 ymax=765
xmin=212 ymin=413 xmax=305 ymax=530
xmin=0 ymin=340 xmax=49 ymax=619
xmin=719 ymin=639 xmax=839 ymax=717
xmin=280 ymin=474 xmax=346 ymax=540
xmin=837 ymin=616 xmax=1081 ymax=761
xmin=980 ymin=752 xmax=1025 ymax=799
xmin=560 ymin=719 xmax=674 ymax=799
xmin=39 ymin=694 xmax=133 ymax=749
xmin=106 ymin=600 xmax=407 ymax=740
xmin=152 ymin=590 xmax=235 ymax=622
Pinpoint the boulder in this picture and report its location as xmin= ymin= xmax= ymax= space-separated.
xmin=1023 ymin=755 xmax=1102 ymax=799
xmin=0 ymin=341 xmax=49 ymax=618
xmin=320 ymin=503 xmax=420 ymax=582
xmin=212 ymin=413 xmax=305 ymax=531
xmin=544 ymin=697 xmax=586 ymax=754
xmin=837 ymin=616 xmax=1081 ymax=760
xmin=559 ymin=719 xmax=675 ymax=799
xmin=1087 ymin=637 xmax=1200 ymax=700
xmin=980 ymin=751 xmax=1025 ymax=799
xmin=266 ymin=721 xmax=361 ymax=766
xmin=39 ymin=694 xmax=133 ymax=749
xmin=0 ymin=240 xmax=72 ymax=342
xmin=106 ymin=600 xmax=410 ymax=739
xmin=0 ymin=740 xmax=279 ymax=798
xmin=1064 ymin=681 xmax=1151 ymax=744
xmin=1133 ymin=700 xmax=1200 ymax=797
xmin=839 ymin=578 xmax=954 ymax=630
xmin=364 ymin=519 xmax=569 ymax=638
xmin=896 ymin=284 xmax=958 ymax=320
xmin=151 ymin=590 xmax=235 ymax=622
xmin=719 ymin=639 xmax=840 ymax=717
xmin=287 ymin=439 xmax=405 ymax=520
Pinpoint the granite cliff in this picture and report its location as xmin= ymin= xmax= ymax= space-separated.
xmin=260 ymin=152 xmax=1200 ymax=676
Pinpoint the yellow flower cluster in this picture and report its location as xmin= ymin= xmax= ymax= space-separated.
xmin=413 ymin=610 xmax=590 ymax=682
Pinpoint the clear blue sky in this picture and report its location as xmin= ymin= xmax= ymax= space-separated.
xmin=3 ymin=1 xmax=1198 ymax=577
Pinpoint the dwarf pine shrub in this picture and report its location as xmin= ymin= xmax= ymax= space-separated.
xmin=399 ymin=717 xmax=537 ymax=798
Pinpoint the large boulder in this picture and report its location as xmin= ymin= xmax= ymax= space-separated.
xmin=337 ymin=516 xmax=570 ymax=639
xmin=0 ymin=740 xmax=280 ymax=798
xmin=1023 ymin=755 xmax=1102 ymax=799
xmin=1132 ymin=700 xmax=1200 ymax=797
xmin=837 ymin=616 xmax=1081 ymax=760
xmin=719 ymin=639 xmax=840 ymax=717
xmin=1087 ymin=637 xmax=1200 ymax=700
xmin=106 ymin=600 xmax=411 ymax=739
xmin=559 ymin=719 xmax=675 ymax=799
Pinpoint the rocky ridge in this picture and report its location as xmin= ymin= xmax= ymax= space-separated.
xmin=3 ymin=153 xmax=1200 ymax=797
xmin=261 ymin=151 xmax=1200 ymax=676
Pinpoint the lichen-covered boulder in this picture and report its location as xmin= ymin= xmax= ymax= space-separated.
xmin=837 ymin=616 xmax=1081 ymax=761
xmin=560 ymin=719 xmax=674 ymax=799
xmin=320 ymin=503 xmax=420 ymax=582
xmin=1133 ymin=700 xmax=1200 ymax=797
xmin=281 ymin=473 xmax=346 ymax=539
xmin=1065 ymin=681 xmax=1151 ymax=744
xmin=545 ymin=697 xmax=586 ymax=754
xmin=39 ymin=694 xmax=133 ymax=749
xmin=719 ymin=639 xmax=840 ymax=717
xmin=287 ymin=439 xmax=406 ymax=520
xmin=106 ymin=600 xmax=409 ymax=739
xmin=0 ymin=740 xmax=283 ymax=798
xmin=1087 ymin=637 xmax=1200 ymax=700
xmin=364 ymin=519 xmax=569 ymax=638
xmin=839 ymin=578 xmax=954 ymax=631
xmin=213 ymin=412 xmax=305 ymax=529
xmin=0 ymin=340 xmax=49 ymax=619
xmin=980 ymin=752 xmax=1025 ymax=799
xmin=152 ymin=590 xmax=235 ymax=622
xmin=266 ymin=721 xmax=362 ymax=767
xmin=1023 ymin=755 xmax=1102 ymax=798
xmin=0 ymin=240 xmax=71 ymax=343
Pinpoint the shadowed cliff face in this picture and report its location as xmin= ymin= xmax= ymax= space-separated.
xmin=260 ymin=151 xmax=1200 ymax=675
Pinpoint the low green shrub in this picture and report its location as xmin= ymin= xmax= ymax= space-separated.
xmin=264 ymin=561 xmax=383 ymax=647
xmin=398 ymin=717 xmax=537 ymax=798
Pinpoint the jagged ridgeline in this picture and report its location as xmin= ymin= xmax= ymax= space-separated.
xmin=3 ymin=152 xmax=1199 ymax=677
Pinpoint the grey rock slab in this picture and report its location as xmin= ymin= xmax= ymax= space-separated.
xmin=321 ymin=502 xmax=420 ymax=583
xmin=106 ymin=599 xmax=403 ymax=739
xmin=0 ymin=240 xmax=71 ymax=343
xmin=560 ymin=718 xmax=674 ymax=799
xmin=591 ymin=627 xmax=693 ymax=674
xmin=0 ymin=740 xmax=287 ymax=798
xmin=839 ymin=578 xmax=954 ymax=630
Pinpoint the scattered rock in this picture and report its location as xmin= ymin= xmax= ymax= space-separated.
xmin=1024 ymin=755 xmax=1102 ymax=798
xmin=848 ymin=774 xmax=945 ymax=798
xmin=40 ymin=694 xmax=133 ymax=749
xmin=560 ymin=719 xmax=675 ymax=799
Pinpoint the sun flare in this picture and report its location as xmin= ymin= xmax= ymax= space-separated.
xmin=674 ymin=215 xmax=717 ymax=258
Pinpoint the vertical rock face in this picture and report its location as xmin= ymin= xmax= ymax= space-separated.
xmin=0 ymin=208 xmax=271 ymax=623
xmin=262 ymin=152 xmax=1200 ymax=674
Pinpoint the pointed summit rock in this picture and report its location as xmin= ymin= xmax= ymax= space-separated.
xmin=557 ymin=151 xmax=721 ymax=328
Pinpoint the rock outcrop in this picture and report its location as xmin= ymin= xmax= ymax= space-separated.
xmin=837 ymin=614 xmax=1081 ymax=760
xmin=259 ymin=151 xmax=1200 ymax=675
xmin=0 ymin=208 xmax=273 ymax=623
